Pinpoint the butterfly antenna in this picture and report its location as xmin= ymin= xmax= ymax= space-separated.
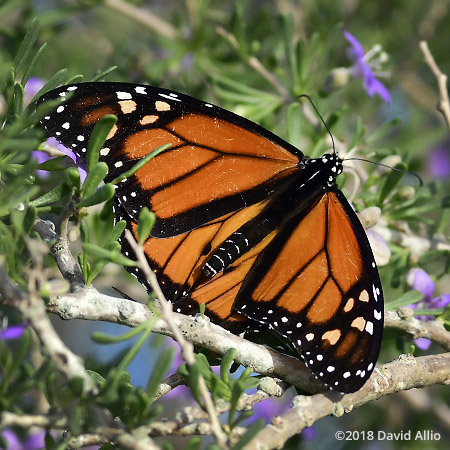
xmin=298 ymin=94 xmax=336 ymax=155
xmin=346 ymin=157 xmax=424 ymax=187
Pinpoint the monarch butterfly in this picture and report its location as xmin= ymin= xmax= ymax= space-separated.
xmin=38 ymin=82 xmax=384 ymax=393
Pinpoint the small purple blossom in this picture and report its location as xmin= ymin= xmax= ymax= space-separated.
xmin=249 ymin=396 xmax=292 ymax=423
xmin=24 ymin=77 xmax=45 ymax=105
xmin=344 ymin=31 xmax=391 ymax=103
xmin=406 ymin=268 xmax=450 ymax=350
xmin=0 ymin=429 xmax=46 ymax=450
xmin=428 ymin=145 xmax=450 ymax=180
xmin=0 ymin=323 xmax=26 ymax=340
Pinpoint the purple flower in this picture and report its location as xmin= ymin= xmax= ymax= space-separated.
xmin=249 ymin=396 xmax=292 ymax=423
xmin=0 ymin=429 xmax=46 ymax=450
xmin=0 ymin=323 xmax=26 ymax=340
xmin=344 ymin=31 xmax=391 ymax=103
xmin=24 ymin=77 xmax=45 ymax=105
xmin=428 ymin=145 xmax=450 ymax=180
xmin=35 ymin=138 xmax=87 ymax=182
xmin=406 ymin=268 xmax=450 ymax=350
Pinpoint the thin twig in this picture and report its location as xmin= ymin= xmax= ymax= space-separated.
xmin=0 ymin=261 xmax=97 ymax=395
xmin=243 ymin=352 xmax=450 ymax=450
xmin=33 ymin=218 xmax=85 ymax=291
xmin=216 ymin=26 xmax=292 ymax=101
xmin=105 ymin=0 xmax=178 ymax=40
xmin=420 ymin=41 xmax=450 ymax=130
xmin=124 ymin=230 xmax=228 ymax=448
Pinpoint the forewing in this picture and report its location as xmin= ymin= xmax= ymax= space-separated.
xmin=39 ymin=82 xmax=300 ymax=237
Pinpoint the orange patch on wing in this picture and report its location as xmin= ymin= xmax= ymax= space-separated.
xmin=150 ymin=153 xmax=295 ymax=219
xmin=306 ymin=278 xmax=341 ymax=323
xmin=168 ymin=114 xmax=299 ymax=162
xmin=327 ymin=192 xmax=363 ymax=293
xmin=334 ymin=330 xmax=358 ymax=359
xmin=253 ymin=195 xmax=327 ymax=305
xmin=124 ymin=129 xmax=182 ymax=159
xmin=80 ymin=105 xmax=117 ymax=126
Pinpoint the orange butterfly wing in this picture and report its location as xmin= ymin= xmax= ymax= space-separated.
xmin=234 ymin=191 xmax=383 ymax=392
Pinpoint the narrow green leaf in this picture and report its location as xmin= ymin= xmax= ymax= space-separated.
xmin=82 ymin=162 xmax=108 ymax=198
xmin=376 ymin=163 xmax=407 ymax=206
xmin=146 ymin=347 xmax=176 ymax=398
xmin=233 ymin=419 xmax=265 ymax=450
xmin=92 ymin=325 xmax=147 ymax=344
xmin=385 ymin=290 xmax=423 ymax=310
xmin=91 ymin=66 xmax=118 ymax=82
xmin=116 ymin=323 xmax=154 ymax=373
xmin=21 ymin=42 xmax=48 ymax=87
xmin=107 ymin=220 xmax=126 ymax=245
xmin=13 ymin=17 xmax=40 ymax=74
xmin=82 ymin=242 xmax=137 ymax=266
xmin=30 ymin=183 xmax=72 ymax=207
xmin=228 ymin=379 xmax=244 ymax=428
xmin=13 ymin=83 xmax=24 ymax=115
xmin=23 ymin=205 xmax=37 ymax=234
xmin=220 ymin=348 xmax=236 ymax=384
xmin=78 ymin=183 xmax=115 ymax=208
xmin=32 ymin=68 xmax=68 ymax=103
xmin=68 ymin=167 xmax=81 ymax=191
xmin=87 ymin=115 xmax=118 ymax=172
xmin=185 ymin=363 xmax=202 ymax=404
xmin=137 ymin=208 xmax=156 ymax=244
xmin=36 ymin=155 xmax=70 ymax=172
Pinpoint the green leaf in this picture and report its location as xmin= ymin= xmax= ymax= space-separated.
xmin=87 ymin=115 xmax=118 ymax=172
xmin=13 ymin=17 xmax=40 ymax=74
xmin=82 ymin=162 xmax=108 ymax=198
xmin=376 ymin=163 xmax=407 ymax=206
xmin=233 ymin=419 xmax=265 ymax=450
xmin=92 ymin=325 xmax=147 ymax=344
xmin=137 ymin=208 xmax=156 ymax=244
xmin=36 ymin=155 xmax=70 ymax=172
xmin=185 ymin=363 xmax=202 ymax=404
xmin=220 ymin=348 xmax=236 ymax=384
xmin=23 ymin=205 xmax=37 ymax=234
xmin=13 ymin=83 xmax=24 ymax=115
xmin=32 ymin=68 xmax=68 ymax=105
xmin=91 ymin=66 xmax=118 ymax=82
xmin=78 ymin=183 xmax=115 ymax=208
xmin=21 ymin=42 xmax=47 ymax=87
xmin=228 ymin=379 xmax=244 ymax=428
xmin=107 ymin=220 xmax=126 ymax=245
xmin=385 ymin=290 xmax=423 ymax=310
xmin=146 ymin=347 xmax=176 ymax=398
xmin=185 ymin=437 xmax=203 ymax=450
xmin=30 ymin=184 xmax=72 ymax=207
xmin=82 ymin=242 xmax=137 ymax=266
xmin=68 ymin=167 xmax=81 ymax=191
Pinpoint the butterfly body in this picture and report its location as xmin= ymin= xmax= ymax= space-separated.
xmin=38 ymin=82 xmax=384 ymax=393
